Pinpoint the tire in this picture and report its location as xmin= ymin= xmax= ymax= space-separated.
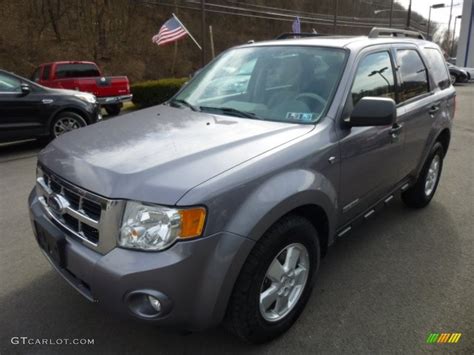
xmin=225 ymin=215 xmax=320 ymax=343
xmin=450 ymin=74 xmax=457 ymax=84
xmin=104 ymin=104 xmax=122 ymax=116
xmin=402 ymin=142 xmax=444 ymax=208
xmin=50 ymin=111 xmax=87 ymax=139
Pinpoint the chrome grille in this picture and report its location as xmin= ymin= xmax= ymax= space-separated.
xmin=35 ymin=166 xmax=125 ymax=254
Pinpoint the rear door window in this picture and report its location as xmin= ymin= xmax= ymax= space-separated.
xmin=351 ymin=51 xmax=396 ymax=106
xmin=421 ymin=48 xmax=451 ymax=90
xmin=397 ymin=49 xmax=429 ymax=102
xmin=55 ymin=63 xmax=100 ymax=79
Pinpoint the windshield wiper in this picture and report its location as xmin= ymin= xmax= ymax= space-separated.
xmin=199 ymin=106 xmax=260 ymax=119
xmin=169 ymin=99 xmax=200 ymax=112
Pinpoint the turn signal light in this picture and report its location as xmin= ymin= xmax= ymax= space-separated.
xmin=179 ymin=207 xmax=206 ymax=238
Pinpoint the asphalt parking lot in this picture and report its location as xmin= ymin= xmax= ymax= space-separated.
xmin=1 ymin=85 xmax=473 ymax=354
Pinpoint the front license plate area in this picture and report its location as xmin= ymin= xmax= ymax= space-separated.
xmin=36 ymin=225 xmax=66 ymax=268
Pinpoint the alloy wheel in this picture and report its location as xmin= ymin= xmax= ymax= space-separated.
xmin=424 ymin=154 xmax=441 ymax=196
xmin=259 ymin=243 xmax=310 ymax=322
xmin=53 ymin=117 xmax=83 ymax=137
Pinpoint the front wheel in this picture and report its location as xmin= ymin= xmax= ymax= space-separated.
xmin=225 ymin=215 xmax=320 ymax=343
xmin=50 ymin=111 xmax=87 ymax=139
xmin=402 ymin=142 xmax=444 ymax=208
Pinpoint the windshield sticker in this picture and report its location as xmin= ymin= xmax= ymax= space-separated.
xmin=286 ymin=112 xmax=314 ymax=122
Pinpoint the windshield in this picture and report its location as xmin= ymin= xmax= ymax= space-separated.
xmin=173 ymin=46 xmax=347 ymax=123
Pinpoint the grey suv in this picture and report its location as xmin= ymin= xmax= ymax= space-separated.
xmin=28 ymin=28 xmax=455 ymax=343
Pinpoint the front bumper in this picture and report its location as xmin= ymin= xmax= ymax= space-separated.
xmin=97 ymin=94 xmax=133 ymax=105
xmin=28 ymin=189 xmax=254 ymax=330
xmin=91 ymin=103 xmax=102 ymax=122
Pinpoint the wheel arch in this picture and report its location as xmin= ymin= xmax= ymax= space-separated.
xmin=290 ymin=204 xmax=330 ymax=256
xmin=225 ymin=179 xmax=338 ymax=250
xmin=48 ymin=106 xmax=91 ymax=128
xmin=436 ymin=128 xmax=451 ymax=157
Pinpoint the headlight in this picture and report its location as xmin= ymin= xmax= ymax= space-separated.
xmin=74 ymin=93 xmax=97 ymax=104
xmin=119 ymin=201 xmax=206 ymax=251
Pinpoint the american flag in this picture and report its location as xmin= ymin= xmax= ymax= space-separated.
xmin=152 ymin=16 xmax=188 ymax=46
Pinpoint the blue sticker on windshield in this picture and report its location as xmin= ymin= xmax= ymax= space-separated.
xmin=286 ymin=112 xmax=314 ymax=122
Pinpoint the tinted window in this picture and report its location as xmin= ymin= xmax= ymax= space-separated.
xmin=0 ymin=72 xmax=21 ymax=93
xmin=422 ymin=48 xmax=450 ymax=90
xmin=55 ymin=63 xmax=100 ymax=79
xmin=42 ymin=65 xmax=51 ymax=80
xmin=397 ymin=49 xmax=429 ymax=101
xmin=351 ymin=51 xmax=396 ymax=106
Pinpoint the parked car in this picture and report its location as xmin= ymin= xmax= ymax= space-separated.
xmin=32 ymin=61 xmax=132 ymax=116
xmin=0 ymin=69 xmax=101 ymax=143
xmin=29 ymin=28 xmax=455 ymax=343
xmin=458 ymin=65 xmax=474 ymax=80
xmin=447 ymin=62 xmax=469 ymax=84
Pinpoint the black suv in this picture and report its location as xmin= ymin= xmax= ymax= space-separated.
xmin=0 ymin=70 xmax=101 ymax=143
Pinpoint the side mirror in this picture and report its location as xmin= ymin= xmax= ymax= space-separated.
xmin=348 ymin=97 xmax=396 ymax=127
xmin=20 ymin=83 xmax=31 ymax=95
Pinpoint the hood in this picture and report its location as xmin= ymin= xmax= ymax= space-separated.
xmin=46 ymin=88 xmax=92 ymax=97
xmin=39 ymin=105 xmax=313 ymax=205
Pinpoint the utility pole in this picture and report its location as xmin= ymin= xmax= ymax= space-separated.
xmin=201 ymin=0 xmax=206 ymax=66
xmin=389 ymin=0 xmax=394 ymax=27
xmin=427 ymin=6 xmax=433 ymax=38
xmin=427 ymin=4 xmax=446 ymax=39
xmin=333 ymin=0 xmax=338 ymax=34
xmin=447 ymin=0 xmax=454 ymax=43
xmin=451 ymin=15 xmax=461 ymax=57
xmin=406 ymin=0 xmax=412 ymax=29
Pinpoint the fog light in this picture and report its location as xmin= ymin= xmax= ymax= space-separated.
xmin=125 ymin=290 xmax=172 ymax=320
xmin=148 ymin=295 xmax=162 ymax=312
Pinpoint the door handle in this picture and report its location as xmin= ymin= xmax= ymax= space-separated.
xmin=389 ymin=123 xmax=403 ymax=135
xmin=429 ymin=104 xmax=440 ymax=115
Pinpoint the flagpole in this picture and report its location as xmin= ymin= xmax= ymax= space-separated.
xmin=172 ymin=13 xmax=202 ymax=50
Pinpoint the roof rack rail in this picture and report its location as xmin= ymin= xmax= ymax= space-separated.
xmin=275 ymin=32 xmax=323 ymax=40
xmin=368 ymin=27 xmax=425 ymax=40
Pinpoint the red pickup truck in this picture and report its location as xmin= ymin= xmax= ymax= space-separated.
xmin=32 ymin=61 xmax=132 ymax=116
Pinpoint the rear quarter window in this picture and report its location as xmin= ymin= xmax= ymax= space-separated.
xmin=396 ymin=49 xmax=429 ymax=102
xmin=421 ymin=48 xmax=451 ymax=90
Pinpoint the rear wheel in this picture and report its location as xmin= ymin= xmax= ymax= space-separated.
xmin=450 ymin=74 xmax=457 ymax=84
xmin=226 ymin=215 xmax=320 ymax=343
xmin=50 ymin=111 xmax=87 ymax=139
xmin=402 ymin=142 xmax=444 ymax=208
xmin=104 ymin=103 xmax=122 ymax=116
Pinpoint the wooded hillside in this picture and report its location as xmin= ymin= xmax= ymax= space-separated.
xmin=0 ymin=0 xmax=438 ymax=82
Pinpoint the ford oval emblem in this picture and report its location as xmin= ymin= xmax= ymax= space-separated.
xmin=47 ymin=194 xmax=70 ymax=215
